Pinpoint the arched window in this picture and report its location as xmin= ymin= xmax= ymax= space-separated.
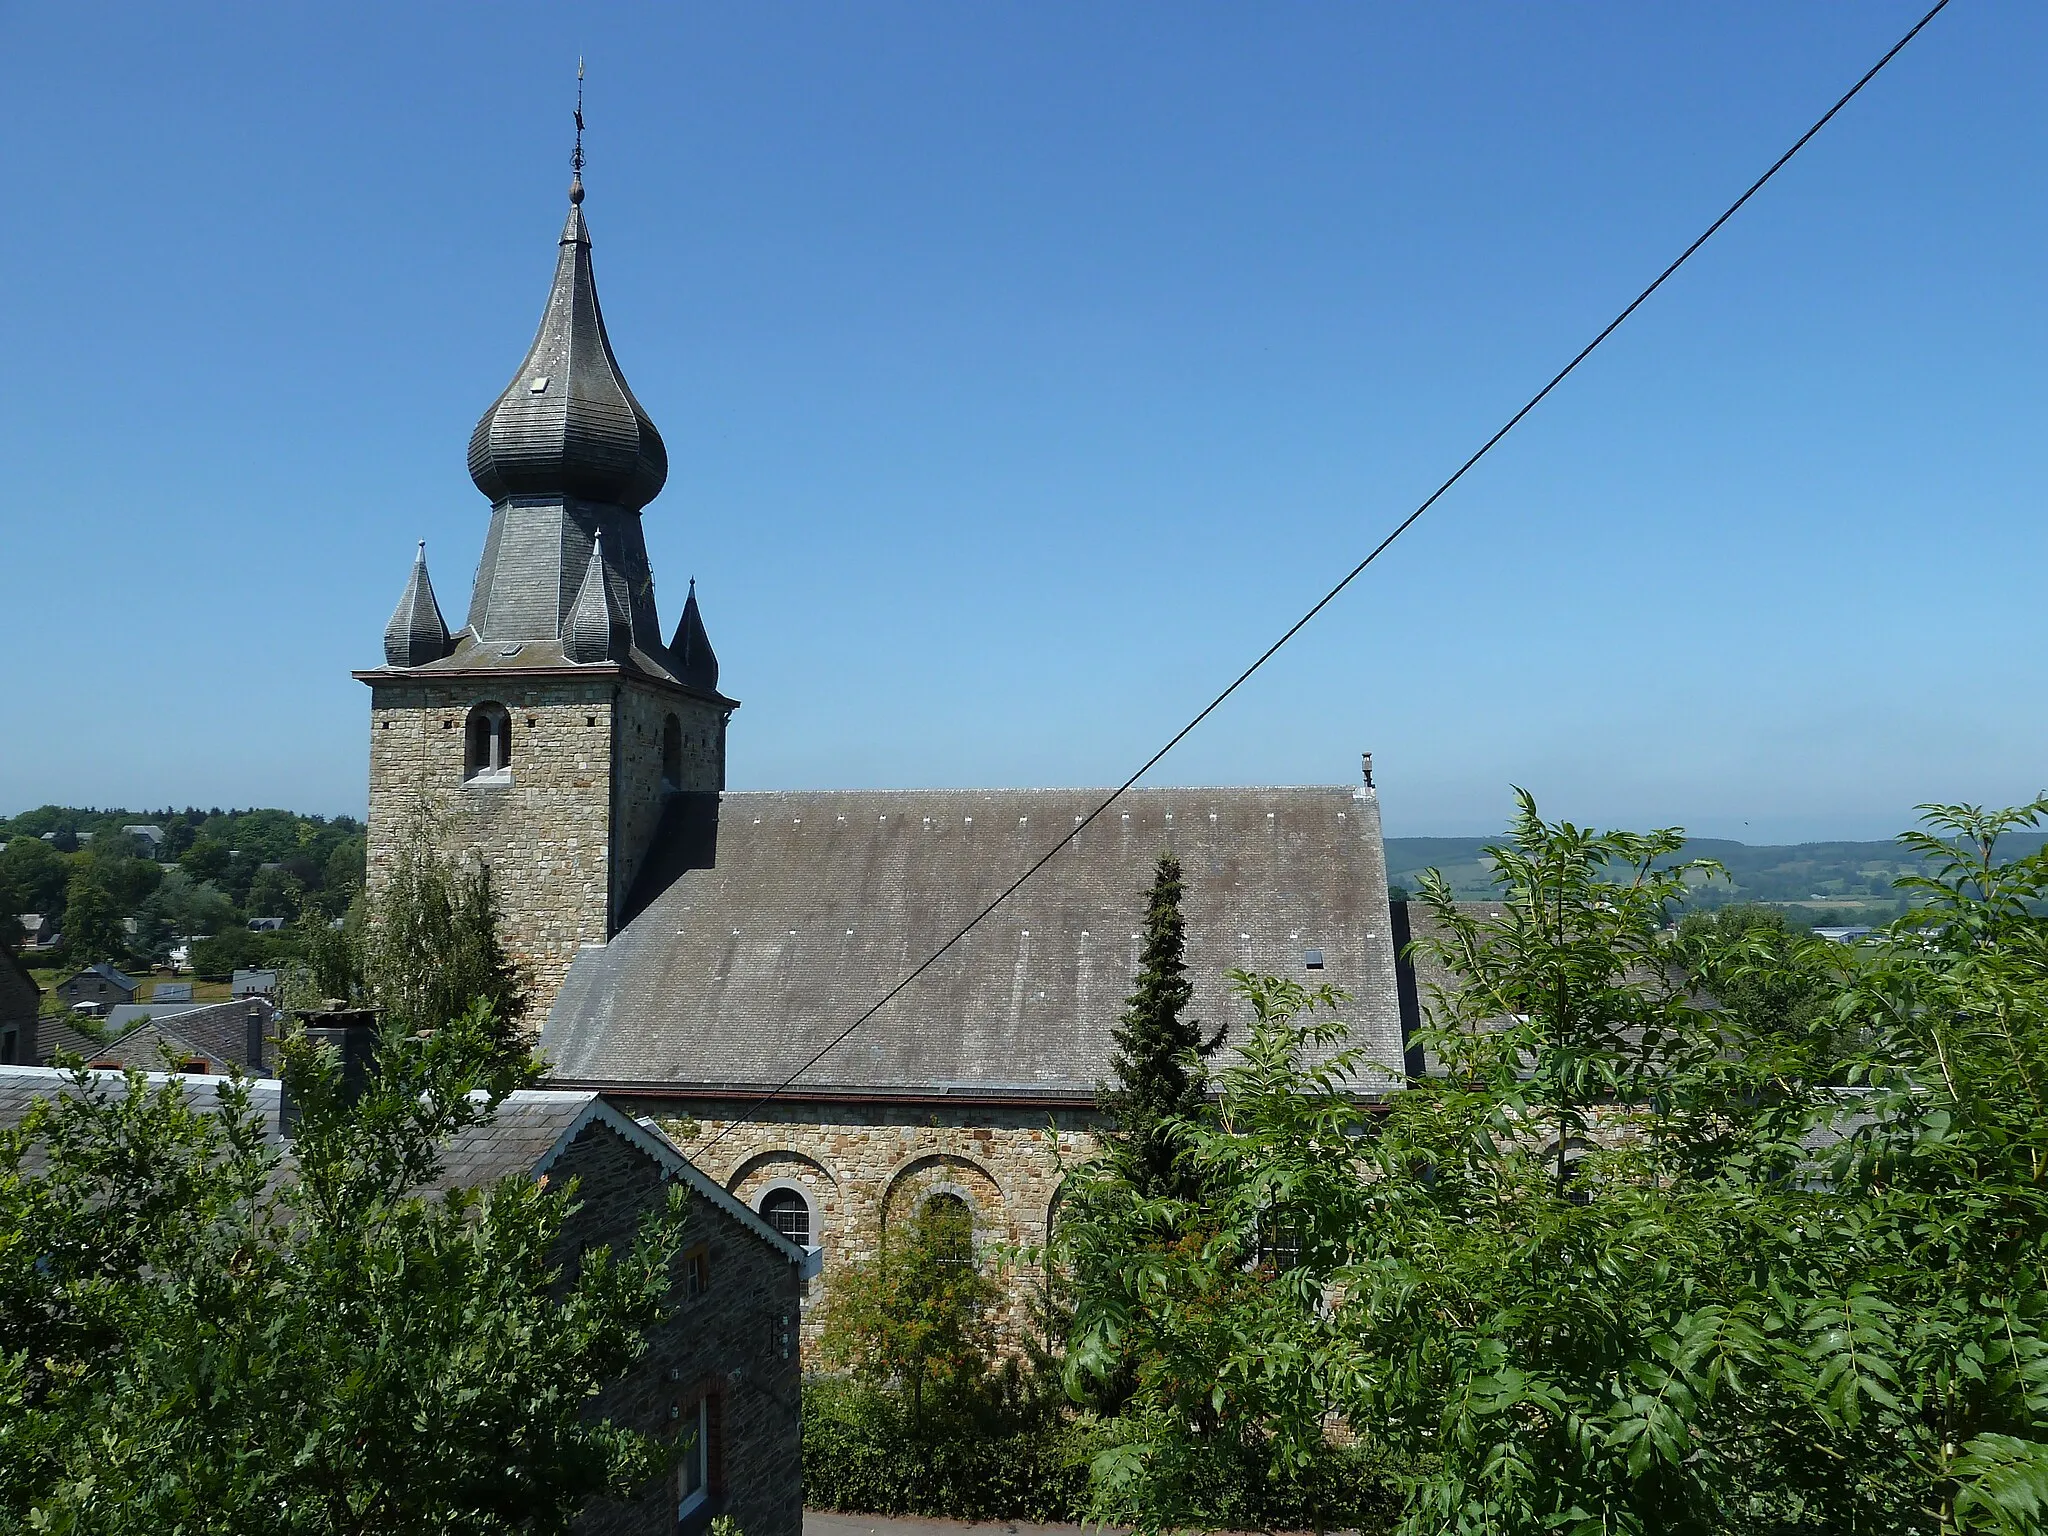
xmin=920 ymin=1191 xmax=974 ymax=1264
xmin=464 ymin=703 xmax=512 ymax=782
xmin=759 ymin=1187 xmax=812 ymax=1247
xmin=662 ymin=713 xmax=682 ymax=790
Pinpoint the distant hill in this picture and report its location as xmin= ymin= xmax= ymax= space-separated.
xmin=1384 ymin=831 xmax=2048 ymax=923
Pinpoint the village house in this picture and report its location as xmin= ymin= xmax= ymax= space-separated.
xmin=40 ymin=996 xmax=280 ymax=1076
xmin=55 ymin=962 xmax=138 ymax=1012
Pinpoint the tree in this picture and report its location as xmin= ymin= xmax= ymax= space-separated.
xmin=818 ymin=1192 xmax=1005 ymax=1439
xmin=59 ymin=865 xmax=127 ymax=966
xmin=140 ymin=868 xmax=239 ymax=942
xmin=0 ymin=834 xmax=69 ymax=916
xmin=1063 ymin=972 xmax=1383 ymax=1534
xmin=1100 ymin=853 xmax=1223 ymax=1203
xmin=0 ymin=1003 xmax=689 ymax=1533
xmin=246 ymin=863 xmax=305 ymax=921
xmin=1062 ymin=794 xmax=2048 ymax=1536
xmin=360 ymin=807 xmax=529 ymax=1052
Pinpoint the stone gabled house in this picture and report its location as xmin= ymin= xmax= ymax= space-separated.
xmin=0 ymin=1059 xmax=814 ymax=1536
xmin=55 ymin=962 xmax=138 ymax=1013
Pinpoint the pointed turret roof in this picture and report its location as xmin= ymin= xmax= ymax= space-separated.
xmin=564 ymin=531 xmax=631 ymax=664
xmin=668 ymin=580 xmax=720 ymax=692
xmin=382 ymin=542 xmax=452 ymax=668
xmin=466 ymin=186 xmax=667 ymax=512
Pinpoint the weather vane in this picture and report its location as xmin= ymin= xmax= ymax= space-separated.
xmin=571 ymin=58 xmax=586 ymax=199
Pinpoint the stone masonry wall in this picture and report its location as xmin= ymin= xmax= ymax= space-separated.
xmin=622 ymin=1097 xmax=1106 ymax=1350
xmin=368 ymin=678 xmax=618 ymax=1015
xmin=366 ymin=677 xmax=724 ymax=1021
xmin=559 ymin=1120 xmax=805 ymax=1536
xmin=610 ymin=684 xmax=725 ymax=926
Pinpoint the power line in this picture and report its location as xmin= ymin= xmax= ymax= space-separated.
xmin=694 ymin=0 xmax=1950 ymax=1155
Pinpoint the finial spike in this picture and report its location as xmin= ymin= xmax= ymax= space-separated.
xmin=569 ymin=58 xmax=587 ymax=204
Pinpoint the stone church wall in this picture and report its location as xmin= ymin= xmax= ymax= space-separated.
xmin=624 ymin=1096 xmax=1106 ymax=1347
xmin=366 ymin=677 xmax=727 ymax=1020
xmin=609 ymin=683 xmax=725 ymax=928
xmin=367 ymin=677 xmax=620 ymax=1014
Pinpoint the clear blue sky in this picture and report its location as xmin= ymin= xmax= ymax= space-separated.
xmin=2 ymin=2 xmax=2040 ymax=843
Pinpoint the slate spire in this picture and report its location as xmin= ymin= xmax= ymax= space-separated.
xmin=565 ymin=530 xmax=631 ymax=663
xmin=382 ymin=541 xmax=452 ymax=668
xmin=466 ymin=187 xmax=667 ymax=513
xmin=668 ymin=579 xmax=720 ymax=692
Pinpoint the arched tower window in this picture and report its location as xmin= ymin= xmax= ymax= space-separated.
xmin=759 ymin=1187 xmax=812 ymax=1248
xmin=662 ymin=713 xmax=682 ymax=790
xmin=464 ymin=703 xmax=512 ymax=782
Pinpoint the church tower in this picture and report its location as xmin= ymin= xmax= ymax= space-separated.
xmin=355 ymin=162 xmax=734 ymax=1018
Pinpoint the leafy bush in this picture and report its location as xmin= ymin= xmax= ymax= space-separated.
xmin=802 ymin=1376 xmax=1095 ymax=1522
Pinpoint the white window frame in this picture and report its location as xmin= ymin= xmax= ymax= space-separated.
xmin=756 ymin=1180 xmax=816 ymax=1250
xmin=677 ymin=1396 xmax=709 ymax=1520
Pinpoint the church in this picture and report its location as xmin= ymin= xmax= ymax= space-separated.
xmin=354 ymin=165 xmax=1413 ymax=1305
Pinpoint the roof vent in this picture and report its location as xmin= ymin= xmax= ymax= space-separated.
xmin=528 ymin=375 xmax=550 ymax=393
xmin=1304 ymin=949 xmax=1325 ymax=969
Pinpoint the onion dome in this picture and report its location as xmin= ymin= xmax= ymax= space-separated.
xmin=669 ymin=579 xmax=719 ymax=692
xmin=382 ymin=542 xmax=451 ymax=667
xmin=467 ymin=198 xmax=668 ymax=511
xmin=564 ymin=531 xmax=631 ymax=663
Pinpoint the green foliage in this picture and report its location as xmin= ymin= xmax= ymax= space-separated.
xmin=0 ymin=1003 xmax=688 ymax=1532
xmin=0 ymin=836 xmax=67 ymax=919
xmin=188 ymin=926 xmax=299 ymax=980
xmin=356 ymin=807 xmax=528 ymax=1051
xmin=1062 ymin=972 xmax=1400 ymax=1533
xmin=818 ymin=1193 xmax=1005 ymax=1435
xmin=1101 ymin=852 xmax=1224 ymax=1203
xmin=1061 ymin=793 xmax=2048 ymax=1536
xmin=138 ymin=868 xmax=238 ymax=943
xmin=57 ymin=867 xmax=126 ymax=968
xmin=803 ymin=1376 xmax=1097 ymax=1522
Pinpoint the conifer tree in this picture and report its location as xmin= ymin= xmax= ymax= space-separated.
xmin=1101 ymin=852 xmax=1222 ymax=1201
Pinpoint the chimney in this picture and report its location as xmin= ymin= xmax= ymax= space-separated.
xmin=279 ymin=1005 xmax=381 ymax=1137
xmin=245 ymin=1002 xmax=267 ymax=1076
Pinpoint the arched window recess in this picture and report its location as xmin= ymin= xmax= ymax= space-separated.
xmin=464 ymin=703 xmax=513 ymax=785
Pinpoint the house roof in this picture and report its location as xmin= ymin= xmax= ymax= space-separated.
xmin=45 ymin=999 xmax=276 ymax=1072
xmin=65 ymin=962 xmax=137 ymax=991
xmin=0 ymin=1066 xmax=811 ymax=1270
xmin=541 ymin=784 xmax=1405 ymax=1101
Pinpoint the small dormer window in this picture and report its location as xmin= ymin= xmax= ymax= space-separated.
xmin=464 ymin=703 xmax=513 ymax=785
xmin=1304 ymin=949 xmax=1325 ymax=970
xmin=528 ymin=375 xmax=550 ymax=393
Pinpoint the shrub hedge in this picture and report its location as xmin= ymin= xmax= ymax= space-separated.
xmin=800 ymin=1378 xmax=1397 ymax=1530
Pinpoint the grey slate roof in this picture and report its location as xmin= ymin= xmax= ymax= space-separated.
xmin=542 ymin=784 xmax=1405 ymax=1099
xmin=45 ymin=999 xmax=276 ymax=1073
xmin=563 ymin=531 xmax=630 ymax=664
xmin=0 ymin=1066 xmax=283 ymax=1176
xmin=669 ymin=581 xmax=719 ymax=692
xmin=467 ymin=199 xmax=667 ymax=513
xmin=383 ymin=541 xmax=453 ymax=668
